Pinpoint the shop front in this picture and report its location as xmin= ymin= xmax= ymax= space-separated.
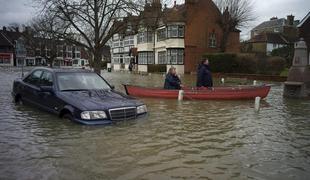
xmin=0 ymin=53 xmax=14 ymax=66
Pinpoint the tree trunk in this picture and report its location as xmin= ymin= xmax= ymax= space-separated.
xmin=49 ymin=58 xmax=53 ymax=68
xmin=220 ymin=30 xmax=230 ymax=52
xmin=93 ymin=48 xmax=102 ymax=74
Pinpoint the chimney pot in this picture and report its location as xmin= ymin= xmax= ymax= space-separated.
xmin=287 ymin=14 xmax=295 ymax=26
xmin=270 ymin=17 xmax=278 ymax=20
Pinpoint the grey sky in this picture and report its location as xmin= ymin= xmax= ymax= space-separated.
xmin=0 ymin=0 xmax=309 ymax=40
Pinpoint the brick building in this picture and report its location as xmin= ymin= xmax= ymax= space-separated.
xmin=0 ymin=27 xmax=21 ymax=66
xmin=111 ymin=0 xmax=240 ymax=74
xmin=0 ymin=26 xmax=90 ymax=67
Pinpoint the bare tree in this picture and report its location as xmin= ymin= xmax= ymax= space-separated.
xmin=214 ymin=0 xmax=255 ymax=52
xmin=23 ymin=11 xmax=69 ymax=67
xmin=34 ymin=0 xmax=145 ymax=73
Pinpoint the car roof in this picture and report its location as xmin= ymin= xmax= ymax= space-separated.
xmin=31 ymin=67 xmax=93 ymax=73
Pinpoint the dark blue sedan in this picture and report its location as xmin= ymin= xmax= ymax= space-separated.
xmin=12 ymin=68 xmax=147 ymax=125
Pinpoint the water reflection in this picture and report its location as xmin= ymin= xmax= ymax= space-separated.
xmin=0 ymin=68 xmax=309 ymax=179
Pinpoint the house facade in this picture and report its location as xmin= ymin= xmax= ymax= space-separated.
xmin=0 ymin=26 xmax=90 ymax=67
xmin=111 ymin=0 xmax=240 ymax=74
xmin=249 ymin=33 xmax=289 ymax=55
xmin=248 ymin=15 xmax=300 ymax=55
xmin=111 ymin=33 xmax=137 ymax=70
xmin=0 ymin=27 xmax=21 ymax=66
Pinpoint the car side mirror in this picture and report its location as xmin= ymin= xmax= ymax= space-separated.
xmin=40 ymin=86 xmax=54 ymax=93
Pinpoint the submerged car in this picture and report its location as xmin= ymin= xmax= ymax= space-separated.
xmin=12 ymin=68 xmax=147 ymax=125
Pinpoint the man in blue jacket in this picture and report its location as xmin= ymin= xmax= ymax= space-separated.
xmin=164 ymin=67 xmax=183 ymax=90
xmin=196 ymin=58 xmax=213 ymax=88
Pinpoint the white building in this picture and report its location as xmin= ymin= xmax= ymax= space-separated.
xmin=111 ymin=34 xmax=136 ymax=71
xmin=110 ymin=0 xmax=187 ymax=74
xmin=111 ymin=23 xmax=186 ymax=74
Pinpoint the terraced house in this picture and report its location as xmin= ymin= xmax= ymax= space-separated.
xmin=111 ymin=0 xmax=240 ymax=74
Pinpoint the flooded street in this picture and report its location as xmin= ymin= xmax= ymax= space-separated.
xmin=0 ymin=67 xmax=310 ymax=180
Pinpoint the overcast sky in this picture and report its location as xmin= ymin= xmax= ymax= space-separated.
xmin=0 ymin=0 xmax=309 ymax=40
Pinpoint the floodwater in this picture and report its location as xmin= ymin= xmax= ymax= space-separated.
xmin=0 ymin=67 xmax=310 ymax=180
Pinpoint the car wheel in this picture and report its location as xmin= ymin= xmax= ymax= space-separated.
xmin=63 ymin=113 xmax=74 ymax=121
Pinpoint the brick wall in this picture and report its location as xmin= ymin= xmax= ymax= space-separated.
xmin=184 ymin=0 xmax=240 ymax=73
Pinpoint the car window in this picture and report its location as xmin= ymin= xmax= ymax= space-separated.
xmin=57 ymin=72 xmax=111 ymax=91
xmin=24 ymin=70 xmax=43 ymax=86
xmin=40 ymin=71 xmax=53 ymax=86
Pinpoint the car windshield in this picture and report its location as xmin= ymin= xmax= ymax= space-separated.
xmin=57 ymin=72 xmax=111 ymax=91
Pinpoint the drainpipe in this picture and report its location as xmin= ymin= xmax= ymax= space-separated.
xmin=153 ymin=29 xmax=156 ymax=66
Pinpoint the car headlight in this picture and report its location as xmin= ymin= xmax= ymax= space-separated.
xmin=81 ymin=111 xmax=107 ymax=120
xmin=137 ymin=105 xmax=147 ymax=114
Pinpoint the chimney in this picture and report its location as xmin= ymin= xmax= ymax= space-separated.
xmin=2 ymin=26 xmax=6 ymax=31
xmin=287 ymin=15 xmax=295 ymax=26
xmin=270 ymin=17 xmax=278 ymax=20
xmin=174 ymin=0 xmax=176 ymax=7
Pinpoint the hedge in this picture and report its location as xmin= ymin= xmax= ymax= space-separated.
xmin=148 ymin=64 xmax=167 ymax=73
xmin=203 ymin=53 xmax=286 ymax=75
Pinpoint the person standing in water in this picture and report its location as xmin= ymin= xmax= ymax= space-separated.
xmin=164 ymin=67 xmax=183 ymax=90
xmin=196 ymin=58 xmax=213 ymax=88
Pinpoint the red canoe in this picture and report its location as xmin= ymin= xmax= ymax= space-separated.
xmin=123 ymin=84 xmax=271 ymax=100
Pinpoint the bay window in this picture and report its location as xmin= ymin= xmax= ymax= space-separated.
xmin=167 ymin=49 xmax=184 ymax=65
xmin=157 ymin=28 xmax=167 ymax=41
xmin=167 ymin=25 xmax=184 ymax=38
xmin=138 ymin=31 xmax=153 ymax=44
xmin=138 ymin=52 xmax=154 ymax=65
xmin=158 ymin=51 xmax=167 ymax=64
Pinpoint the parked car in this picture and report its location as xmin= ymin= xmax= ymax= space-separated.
xmin=12 ymin=67 xmax=147 ymax=125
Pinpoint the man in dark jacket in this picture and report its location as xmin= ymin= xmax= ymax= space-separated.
xmin=164 ymin=67 xmax=183 ymax=90
xmin=196 ymin=59 xmax=213 ymax=88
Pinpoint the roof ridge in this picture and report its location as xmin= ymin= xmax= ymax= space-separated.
xmin=297 ymin=11 xmax=310 ymax=28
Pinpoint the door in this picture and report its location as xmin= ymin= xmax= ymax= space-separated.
xmin=38 ymin=71 xmax=61 ymax=113
xmin=22 ymin=70 xmax=43 ymax=106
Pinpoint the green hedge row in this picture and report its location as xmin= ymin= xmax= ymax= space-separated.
xmin=203 ymin=53 xmax=286 ymax=75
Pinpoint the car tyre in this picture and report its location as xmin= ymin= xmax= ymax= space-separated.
xmin=63 ymin=113 xmax=74 ymax=121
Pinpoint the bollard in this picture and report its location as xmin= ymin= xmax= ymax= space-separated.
xmin=253 ymin=80 xmax=257 ymax=86
xmin=178 ymin=90 xmax=184 ymax=101
xmin=221 ymin=78 xmax=225 ymax=84
xmin=107 ymin=63 xmax=112 ymax=72
xmin=255 ymin=96 xmax=261 ymax=112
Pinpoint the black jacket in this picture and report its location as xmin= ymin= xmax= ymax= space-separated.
xmin=164 ymin=73 xmax=182 ymax=90
xmin=196 ymin=64 xmax=213 ymax=87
